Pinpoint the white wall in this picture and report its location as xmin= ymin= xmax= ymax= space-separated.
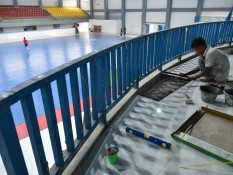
xmin=203 ymin=0 xmax=233 ymax=8
xmin=0 ymin=28 xmax=75 ymax=43
xmin=78 ymin=22 xmax=89 ymax=32
xmin=3 ymin=27 xmax=24 ymax=33
xmin=0 ymin=0 xmax=13 ymax=5
xmin=147 ymin=0 xmax=167 ymax=8
xmin=109 ymin=12 xmax=122 ymax=19
xmin=89 ymin=19 xmax=122 ymax=34
xmin=63 ymin=0 xmax=77 ymax=7
xmin=172 ymin=0 xmax=198 ymax=8
xmin=17 ymin=0 xmax=38 ymax=6
xmin=80 ymin=0 xmax=90 ymax=10
xmin=36 ymin=25 xmax=53 ymax=30
xmin=170 ymin=12 xmax=196 ymax=28
xmin=60 ymin=24 xmax=73 ymax=28
xmin=94 ymin=0 xmax=104 ymax=9
xmin=94 ymin=12 xmax=104 ymax=19
xmin=201 ymin=11 xmax=230 ymax=17
xmin=146 ymin=12 xmax=166 ymax=23
xmin=126 ymin=0 xmax=142 ymax=9
xmin=126 ymin=12 xmax=142 ymax=35
xmin=42 ymin=0 xmax=58 ymax=6
xmin=108 ymin=0 xmax=121 ymax=9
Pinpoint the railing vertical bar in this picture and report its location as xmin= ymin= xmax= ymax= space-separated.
xmin=69 ymin=68 xmax=85 ymax=137
xmin=110 ymin=49 xmax=117 ymax=100
xmin=105 ymin=53 xmax=111 ymax=106
xmin=117 ymin=47 xmax=122 ymax=95
xmin=142 ymin=37 xmax=147 ymax=74
xmin=21 ymin=95 xmax=49 ymax=175
xmin=122 ymin=46 xmax=127 ymax=91
xmin=57 ymin=76 xmax=75 ymax=152
xmin=126 ymin=44 xmax=131 ymax=87
xmin=90 ymin=62 xmax=98 ymax=121
xmin=166 ymin=31 xmax=172 ymax=60
xmin=151 ymin=36 xmax=156 ymax=69
xmin=170 ymin=30 xmax=175 ymax=59
xmin=158 ymin=33 xmax=163 ymax=68
xmin=138 ymin=38 xmax=143 ymax=77
xmin=150 ymin=36 xmax=155 ymax=70
xmin=41 ymin=85 xmax=64 ymax=166
xmin=162 ymin=32 xmax=167 ymax=64
xmin=0 ymin=108 xmax=28 ymax=175
xmin=134 ymin=40 xmax=139 ymax=82
xmin=80 ymin=65 xmax=92 ymax=130
xmin=130 ymin=43 xmax=135 ymax=84
xmin=96 ymin=58 xmax=106 ymax=124
xmin=147 ymin=37 xmax=152 ymax=71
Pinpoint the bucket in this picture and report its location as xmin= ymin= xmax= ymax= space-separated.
xmin=224 ymin=89 xmax=233 ymax=106
xmin=106 ymin=146 xmax=119 ymax=165
xmin=200 ymin=85 xmax=221 ymax=103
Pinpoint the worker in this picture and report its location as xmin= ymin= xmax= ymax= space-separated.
xmin=120 ymin=28 xmax=123 ymax=39
xmin=180 ymin=37 xmax=230 ymax=82
xmin=23 ymin=37 xmax=30 ymax=50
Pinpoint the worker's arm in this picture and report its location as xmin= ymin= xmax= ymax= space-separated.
xmin=187 ymin=67 xmax=211 ymax=80
xmin=180 ymin=66 xmax=200 ymax=76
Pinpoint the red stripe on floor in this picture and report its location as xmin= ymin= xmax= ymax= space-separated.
xmin=16 ymin=97 xmax=92 ymax=140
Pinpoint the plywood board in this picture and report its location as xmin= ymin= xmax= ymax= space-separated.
xmin=190 ymin=113 xmax=233 ymax=153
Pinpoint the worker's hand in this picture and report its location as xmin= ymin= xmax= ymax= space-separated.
xmin=187 ymin=76 xmax=197 ymax=80
xmin=179 ymin=73 xmax=187 ymax=77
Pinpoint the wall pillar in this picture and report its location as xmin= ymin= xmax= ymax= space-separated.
xmin=196 ymin=0 xmax=204 ymax=22
xmin=141 ymin=0 xmax=147 ymax=35
xmin=77 ymin=0 xmax=81 ymax=7
xmin=165 ymin=0 xmax=172 ymax=29
xmin=121 ymin=0 xmax=126 ymax=27
xmin=90 ymin=0 xmax=94 ymax=19
xmin=13 ymin=0 xmax=18 ymax=6
xmin=104 ymin=0 xmax=109 ymax=19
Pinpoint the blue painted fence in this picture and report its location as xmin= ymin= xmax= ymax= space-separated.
xmin=0 ymin=21 xmax=233 ymax=175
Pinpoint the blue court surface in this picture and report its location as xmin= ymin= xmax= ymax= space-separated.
xmin=0 ymin=33 xmax=125 ymax=125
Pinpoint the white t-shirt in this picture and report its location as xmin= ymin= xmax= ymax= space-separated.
xmin=203 ymin=46 xmax=230 ymax=82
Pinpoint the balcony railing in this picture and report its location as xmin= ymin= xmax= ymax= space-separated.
xmin=0 ymin=21 xmax=232 ymax=175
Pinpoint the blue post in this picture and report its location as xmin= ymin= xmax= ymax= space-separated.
xmin=0 ymin=108 xmax=28 ymax=175
xmin=105 ymin=53 xmax=111 ymax=106
xmin=138 ymin=38 xmax=143 ymax=76
xmin=69 ymin=68 xmax=84 ymax=138
xmin=131 ymin=42 xmax=135 ymax=82
xmin=122 ymin=45 xmax=127 ymax=91
xmin=117 ymin=47 xmax=122 ymax=95
xmin=143 ymin=37 xmax=147 ymax=74
xmin=21 ymin=95 xmax=49 ymax=175
xmin=97 ymin=58 xmax=106 ymax=124
xmin=126 ymin=43 xmax=131 ymax=87
xmin=80 ymin=65 xmax=92 ymax=129
xmin=41 ymin=85 xmax=64 ymax=166
xmin=57 ymin=76 xmax=75 ymax=152
xmin=111 ymin=49 xmax=117 ymax=100
xmin=130 ymin=42 xmax=133 ymax=84
xmin=134 ymin=40 xmax=140 ymax=89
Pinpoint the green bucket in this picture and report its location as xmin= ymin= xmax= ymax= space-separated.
xmin=107 ymin=153 xmax=118 ymax=164
xmin=106 ymin=146 xmax=119 ymax=165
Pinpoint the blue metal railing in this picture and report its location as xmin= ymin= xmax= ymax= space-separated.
xmin=0 ymin=21 xmax=233 ymax=175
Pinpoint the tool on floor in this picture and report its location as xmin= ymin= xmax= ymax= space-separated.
xmin=185 ymin=94 xmax=193 ymax=104
xmin=162 ymin=72 xmax=188 ymax=80
xmin=126 ymin=127 xmax=173 ymax=150
xmin=180 ymin=161 xmax=233 ymax=169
